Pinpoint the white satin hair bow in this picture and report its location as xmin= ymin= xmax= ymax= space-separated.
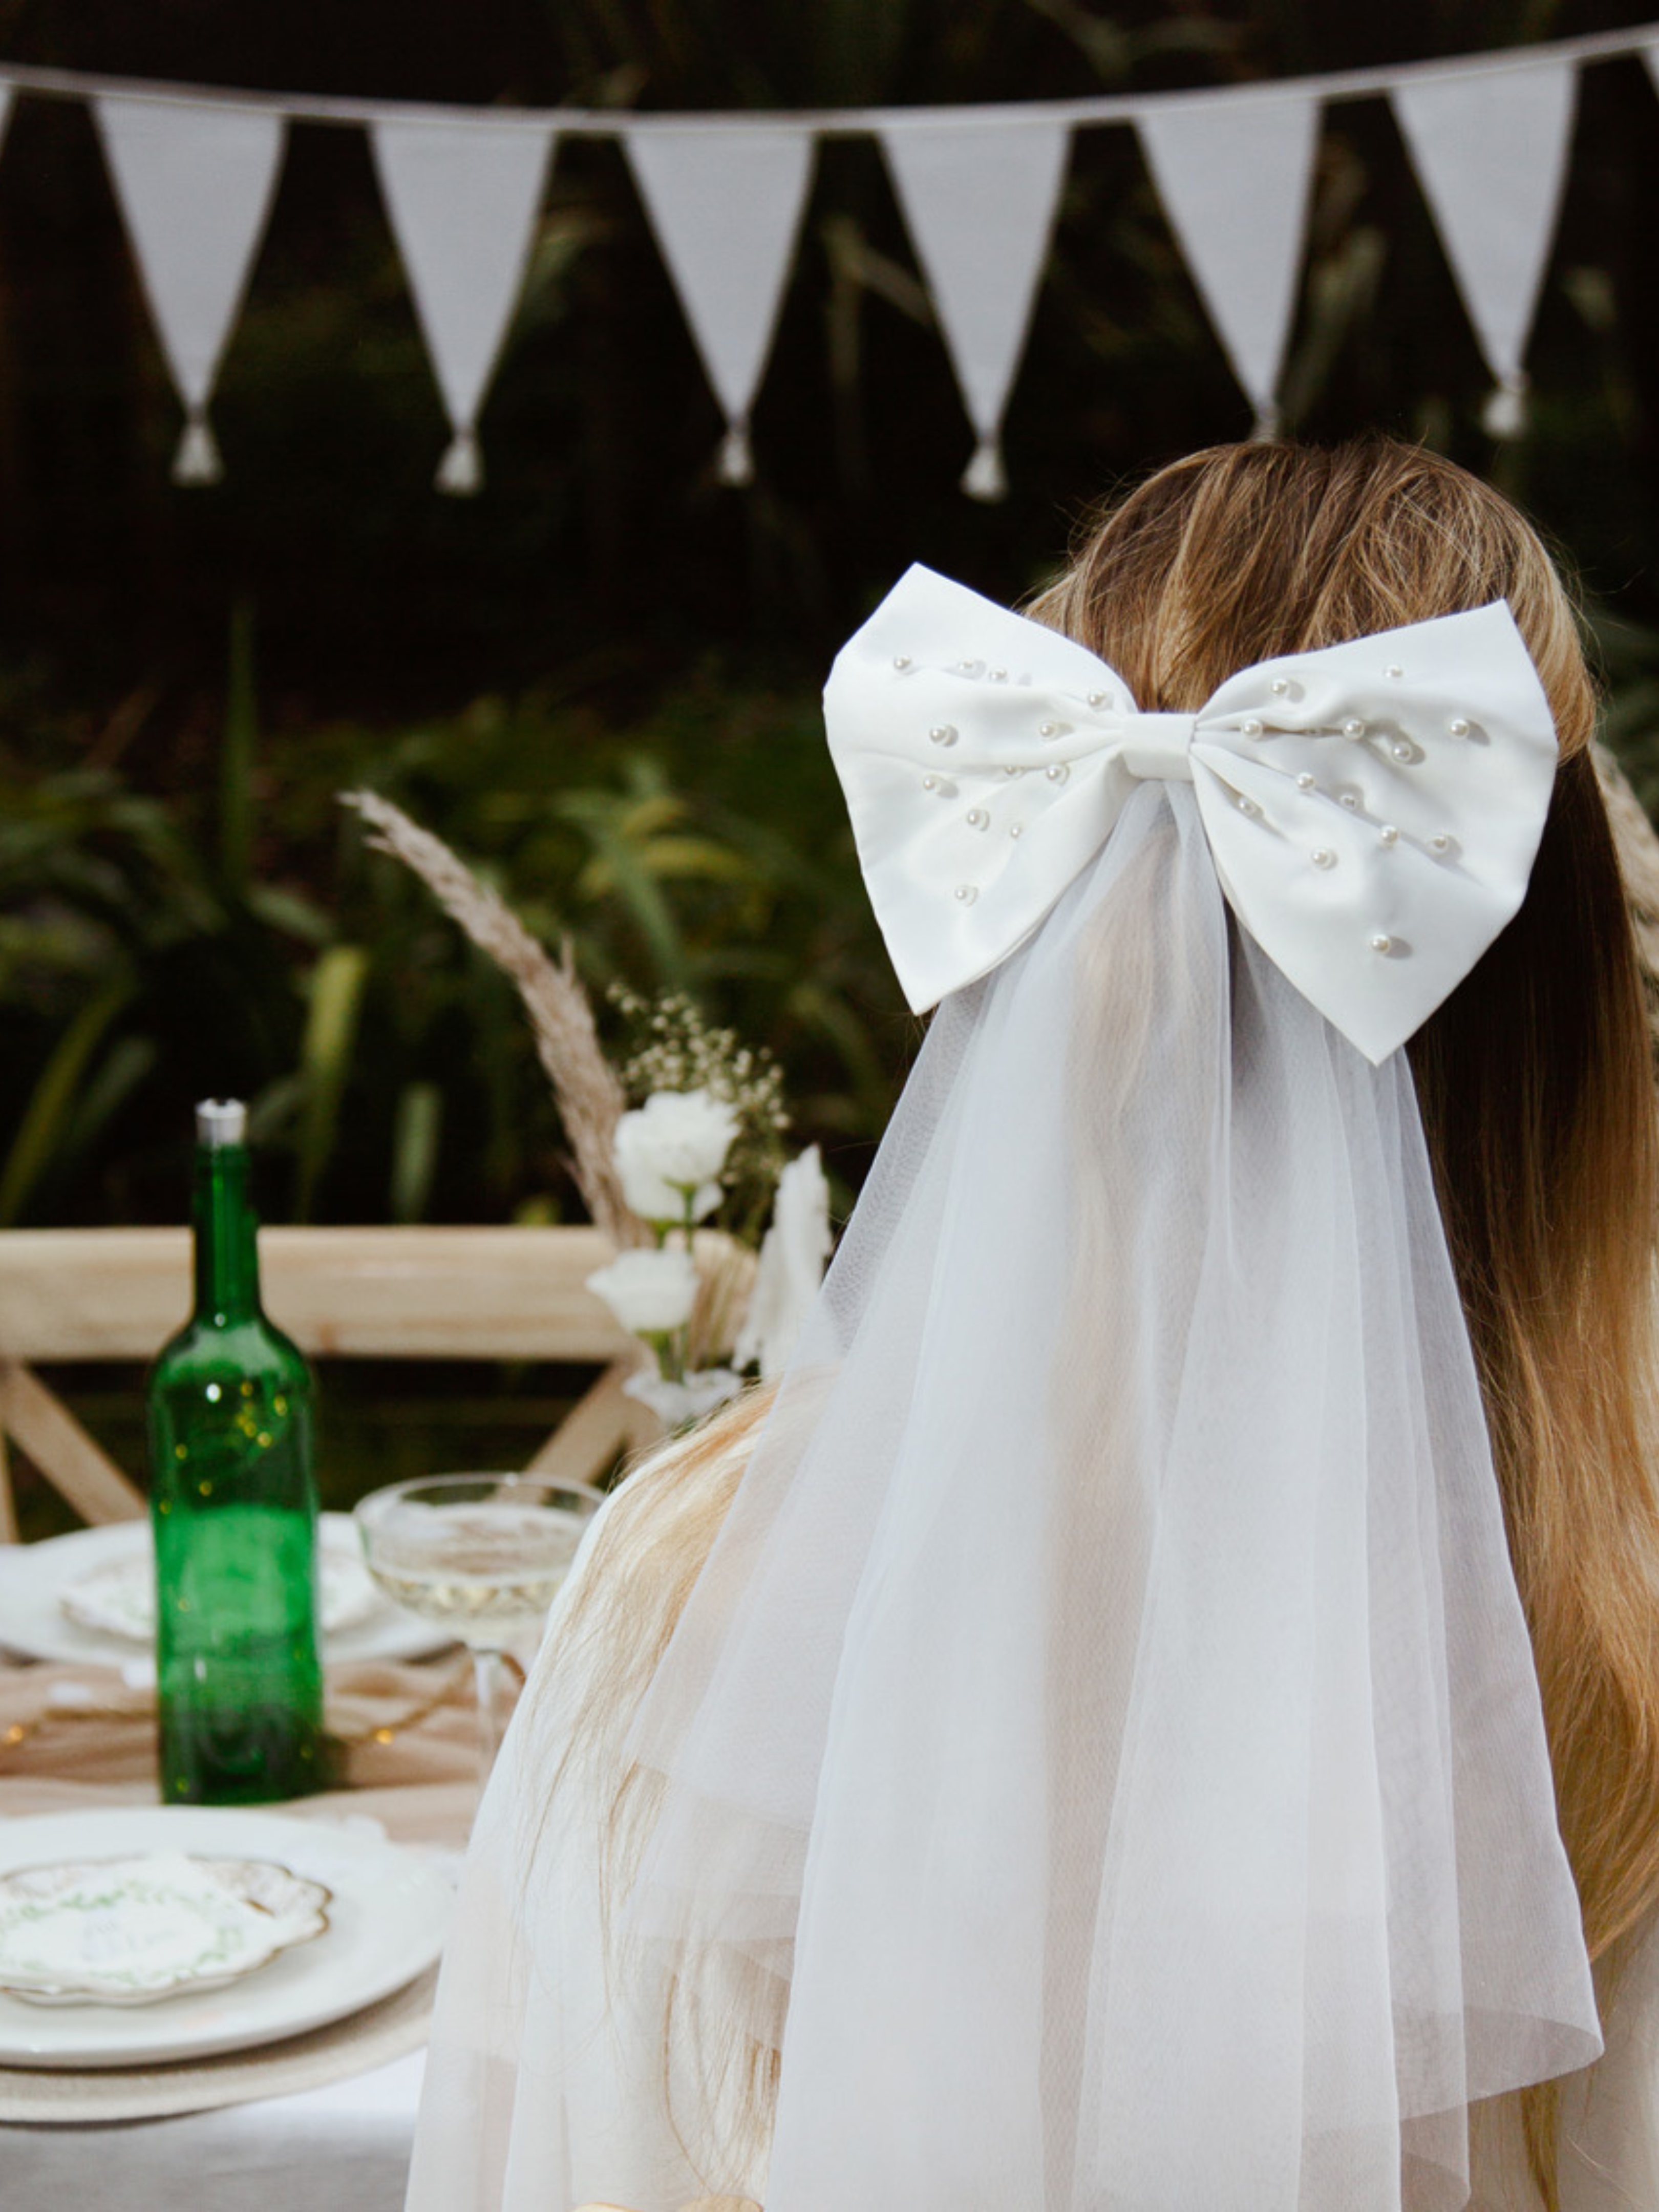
xmin=824 ymin=564 xmax=1559 ymax=1063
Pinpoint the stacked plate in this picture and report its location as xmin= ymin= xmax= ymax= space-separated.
xmin=0 ymin=1807 xmax=452 ymax=2069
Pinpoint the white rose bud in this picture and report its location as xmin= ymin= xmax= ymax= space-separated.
xmin=586 ymin=1247 xmax=699 ymax=1335
xmin=614 ymin=1089 xmax=740 ymax=1225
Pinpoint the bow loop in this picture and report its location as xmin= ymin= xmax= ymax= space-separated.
xmin=824 ymin=565 xmax=1559 ymax=1065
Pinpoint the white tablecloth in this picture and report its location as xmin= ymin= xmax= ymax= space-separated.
xmin=1 ymin=2049 xmax=426 ymax=2211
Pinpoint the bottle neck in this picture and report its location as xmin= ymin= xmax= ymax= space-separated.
xmin=191 ymin=1144 xmax=263 ymax=1324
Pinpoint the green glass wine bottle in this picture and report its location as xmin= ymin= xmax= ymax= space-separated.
xmin=147 ymin=1099 xmax=323 ymax=1804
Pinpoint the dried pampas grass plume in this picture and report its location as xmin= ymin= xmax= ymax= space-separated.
xmin=342 ymin=789 xmax=642 ymax=1246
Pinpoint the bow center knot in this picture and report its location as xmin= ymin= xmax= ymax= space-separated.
xmin=1120 ymin=712 xmax=1198 ymax=783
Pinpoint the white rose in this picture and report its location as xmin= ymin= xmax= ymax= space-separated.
xmin=586 ymin=1247 xmax=699 ymax=1335
xmin=614 ymin=1089 xmax=740 ymax=1225
xmin=734 ymin=1146 xmax=833 ymax=1381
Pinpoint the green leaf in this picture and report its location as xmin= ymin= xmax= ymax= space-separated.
xmin=0 ymin=983 xmax=133 ymax=1226
xmin=58 ymin=1035 xmax=158 ymax=1167
xmin=294 ymin=944 xmax=370 ymax=1221
xmin=246 ymin=1073 xmax=306 ymax=1145
xmin=246 ymin=882 xmax=335 ymax=947
xmin=388 ymin=1079 xmax=443 ymax=1224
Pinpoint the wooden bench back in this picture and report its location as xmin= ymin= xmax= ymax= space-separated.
xmin=0 ymin=1226 xmax=656 ymax=1539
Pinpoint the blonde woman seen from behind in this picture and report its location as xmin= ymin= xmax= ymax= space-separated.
xmin=408 ymin=441 xmax=1659 ymax=2212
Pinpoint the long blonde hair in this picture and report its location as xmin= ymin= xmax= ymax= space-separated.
xmin=553 ymin=439 xmax=1659 ymax=2205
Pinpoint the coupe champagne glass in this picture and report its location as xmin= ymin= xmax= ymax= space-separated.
xmin=353 ymin=1474 xmax=604 ymax=1785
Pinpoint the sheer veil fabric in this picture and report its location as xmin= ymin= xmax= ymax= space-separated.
xmin=409 ymin=782 xmax=1602 ymax=2212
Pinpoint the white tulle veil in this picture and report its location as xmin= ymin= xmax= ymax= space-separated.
xmin=607 ymin=779 xmax=1600 ymax=2211
xmin=409 ymin=605 xmax=1605 ymax=2212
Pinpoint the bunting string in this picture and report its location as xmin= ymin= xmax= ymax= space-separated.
xmin=0 ymin=19 xmax=1648 ymax=131
xmin=2 ymin=20 xmax=1655 ymax=495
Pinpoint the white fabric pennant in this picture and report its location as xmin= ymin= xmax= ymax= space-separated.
xmin=879 ymin=121 xmax=1070 ymax=500
xmin=371 ymin=119 xmax=556 ymax=493
xmin=624 ymin=127 xmax=815 ymax=486
xmin=1393 ymin=63 xmax=1577 ymax=437
xmin=94 ymin=97 xmax=286 ymax=485
xmin=1136 ymin=93 xmax=1320 ymax=437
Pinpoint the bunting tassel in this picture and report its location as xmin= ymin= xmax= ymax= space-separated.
xmin=1481 ymin=372 xmax=1530 ymax=440
xmin=717 ymin=420 xmax=754 ymax=485
xmin=172 ymin=410 xmax=223 ymax=486
xmin=436 ymin=426 xmax=483 ymax=495
xmin=961 ymin=434 xmax=1008 ymax=502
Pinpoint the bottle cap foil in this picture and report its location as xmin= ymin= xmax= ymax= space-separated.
xmin=195 ymin=1098 xmax=248 ymax=1147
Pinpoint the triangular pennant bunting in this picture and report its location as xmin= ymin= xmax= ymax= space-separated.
xmin=1136 ymin=93 xmax=1320 ymax=437
xmin=1393 ymin=63 xmax=1577 ymax=436
xmin=95 ymin=97 xmax=286 ymax=484
xmin=371 ymin=119 xmax=556 ymax=493
xmin=880 ymin=121 xmax=1070 ymax=499
xmin=624 ymin=126 xmax=815 ymax=485
xmin=25 ymin=29 xmax=1652 ymax=498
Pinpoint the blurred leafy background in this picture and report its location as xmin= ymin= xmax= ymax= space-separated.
xmin=6 ymin=0 xmax=1659 ymax=1520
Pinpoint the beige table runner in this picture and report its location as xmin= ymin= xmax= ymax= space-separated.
xmin=0 ymin=1653 xmax=490 ymax=1819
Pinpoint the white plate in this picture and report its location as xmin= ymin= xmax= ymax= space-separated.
xmin=61 ymin=1527 xmax=379 ymax=1641
xmin=0 ymin=1807 xmax=452 ymax=2067
xmin=0 ymin=1515 xmax=450 ymax=1668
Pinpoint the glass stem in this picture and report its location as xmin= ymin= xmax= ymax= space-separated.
xmin=473 ymin=1645 xmax=504 ymax=1790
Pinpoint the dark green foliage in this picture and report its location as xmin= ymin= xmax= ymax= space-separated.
xmin=4 ymin=2 xmax=1659 ymax=1511
xmin=0 ymin=645 xmax=908 ymax=1228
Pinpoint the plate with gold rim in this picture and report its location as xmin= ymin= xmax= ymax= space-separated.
xmin=0 ymin=1851 xmax=331 ymax=2005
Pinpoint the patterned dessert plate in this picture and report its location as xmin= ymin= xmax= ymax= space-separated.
xmin=0 ymin=1851 xmax=330 ymax=2005
xmin=0 ymin=1807 xmax=451 ymax=2067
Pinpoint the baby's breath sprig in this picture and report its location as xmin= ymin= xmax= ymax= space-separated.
xmin=609 ymin=986 xmax=790 ymax=1236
